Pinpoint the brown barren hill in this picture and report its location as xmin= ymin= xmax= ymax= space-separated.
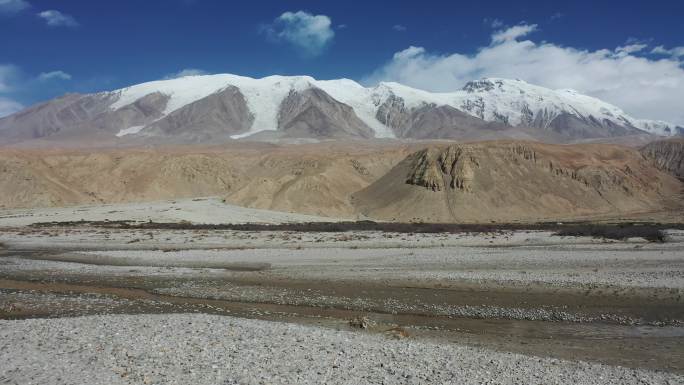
xmin=640 ymin=138 xmax=684 ymax=180
xmin=352 ymin=141 xmax=683 ymax=222
xmin=0 ymin=141 xmax=681 ymax=222
xmin=0 ymin=142 xmax=413 ymax=218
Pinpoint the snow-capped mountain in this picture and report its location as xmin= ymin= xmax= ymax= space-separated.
xmin=0 ymin=73 xmax=680 ymax=145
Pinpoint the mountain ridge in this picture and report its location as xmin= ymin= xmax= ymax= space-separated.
xmin=0 ymin=73 xmax=681 ymax=146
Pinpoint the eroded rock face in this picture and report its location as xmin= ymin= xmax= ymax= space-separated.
xmin=405 ymin=148 xmax=445 ymax=191
xmin=404 ymin=142 xmax=674 ymax=204
xmin=375 ymin=94 xmax=413 ymax=137
xmin=405 ymin=145 xmax=479 ymax=192
xmin=640 ymin=139 xmax=684 ymax=180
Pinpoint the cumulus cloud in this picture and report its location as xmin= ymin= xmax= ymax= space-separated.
xmin=0 ymin=65 xmax=74 ymax=118
xmin=392 ymin=24 xmax=407 ymax=32
xmin=164 ymin=68 xmax=209 ymax=79
xmin=0 ymin=64 xmax=20 ymax=93
xmin=491 ymin=23 xmax=538 ymax=43
xmin=262 ymin=11 xmax=334 ymax=57
xmin=38 ymin=10 xmax=78 ymax=27
xmin=614 ymin=43 xmax=647 ymax=57
xmin=0 ymin=65 xmax=23 ymax=117
xmin=38 ymin=70 xmax=72 ymax=81
xmin=0 ymin=0 xmax=29 ymax=15
xmin=483 ymin=18 xmax=504 ymax=29
xmin=364 ymin=24 xmax=684 ymax=125
xmin=652 ymin=45 xmax=684 ymax=58
xmin=0 ymin=96 xmax=23 ymax=118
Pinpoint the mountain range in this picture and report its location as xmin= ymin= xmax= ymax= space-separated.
xmin=0 ymin=74 xmax=681 ymax=146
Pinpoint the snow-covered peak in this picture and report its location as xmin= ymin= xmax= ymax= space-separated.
xmin=452 ymin=77 xmax=667 ymax=133
xmin=109 ymin=74 xmax=320 ymax=138
xmin=105 ymin=73 xmax=678 ymax=139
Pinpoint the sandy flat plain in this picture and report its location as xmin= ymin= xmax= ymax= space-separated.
xmin=0 ymin=197 xmax=339 ymax=227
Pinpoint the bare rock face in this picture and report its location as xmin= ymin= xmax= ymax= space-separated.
xmin=140 ymin=86 xmax=254 ymax=142
xmin=375 ymin=94 xmax=413 ymax=136
xmin=376 ymin=91 xmax=647 ymax=142
xmin=0 ymin=93 xmax=117 ymax=143
xmin=375 ymin=95 xmax=563 ymax=142
xmin=92 ymin=92 xmax=169 ymax=132
xmin=278 ymin=88 xmax=374 ymax=139
xmin=376 ymin=97 xmax=498 ymax=139
xmin=640 ymin=138 xmax=684 ymax=179
xmin=405 ymin=148 xmax=445 ymax=191
xmin=547 ymin=113 xmax=640 ymax=140
xmin=405 ymin=146 xmax=478 ymax=192
xmin=0 ymin=91 xmax=171 ymax=145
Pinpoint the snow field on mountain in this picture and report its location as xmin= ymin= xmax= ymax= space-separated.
xmin=106 ymin=74 xmax=677 ymax=138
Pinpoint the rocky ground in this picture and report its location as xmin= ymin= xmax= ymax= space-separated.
xmin=0 ymin=226 xmax=683 ymax=383
xmin=1 ymin=313 xmax=682 ymax=385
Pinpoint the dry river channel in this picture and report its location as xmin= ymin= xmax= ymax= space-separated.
xmin=0 ymin=227 xmax=683 ymax=375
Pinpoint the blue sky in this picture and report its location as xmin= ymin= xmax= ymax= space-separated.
xmin=1 ymin=0 xmax=684 ymax=123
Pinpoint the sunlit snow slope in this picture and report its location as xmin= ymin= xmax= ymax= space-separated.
xmin=108 ymin=74 xmax=678 ymax=138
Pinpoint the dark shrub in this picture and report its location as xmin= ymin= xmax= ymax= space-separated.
xmin=554 ymin=225 xmax=667 ymax=242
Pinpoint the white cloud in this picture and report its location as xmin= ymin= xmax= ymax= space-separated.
xmin=263 ymin=11 xmax=334 ymax=57
xmin=164 ymin=68 xmax=209 ymax=79
xmin=392 ymin=24 xmax=407 ymax=32
xmin=615 ymin=43 xmax=647 ymax=57
xmin=38 ymin=70 xmax=72 ymax=81
xmin=0 ymin=65 xmax=23 ymax=117
xmin=0 ymin=96 xmax=23 ymax=118
xmin=0 ymin=64 xmax=20 ymax=93
xmin=0 ymin=65 xmax=73 ymax=118
xmin=364 ymin=24 xmax=684 ymax=125
xmin=652 ymin=45 xmax=684 ymax=58
xmin=37 ymin=10 xmax=78 ymax=27
xmin=0 ymin=0 xmax=29 ymax=14
xmin=483 ymin=18 xmax=504 ymax=28
xmin=491 ymin=24 xmax=538 ymax=43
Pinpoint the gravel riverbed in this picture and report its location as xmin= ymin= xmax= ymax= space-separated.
xmin=1 ymin=313 xmax=682 ymax=385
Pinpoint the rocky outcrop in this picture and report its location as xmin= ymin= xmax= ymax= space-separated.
xmin=405 ymin=143 xmax=659 ymax=197
xmin=406 ymin=146 xmax=478 ymax=191
xmin=640 ymin=139 xmax=684 ymax=179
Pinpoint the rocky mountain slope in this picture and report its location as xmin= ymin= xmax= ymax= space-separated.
xmin=352 ymin=142 xmax=683 ymax=222
xmin=0 ymin=141 xmax=680 ymax=222
xmin=0 ymin=74 xmax=680 ymax=146
xmin=640 ymin=138 xmax=684 ymax=180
